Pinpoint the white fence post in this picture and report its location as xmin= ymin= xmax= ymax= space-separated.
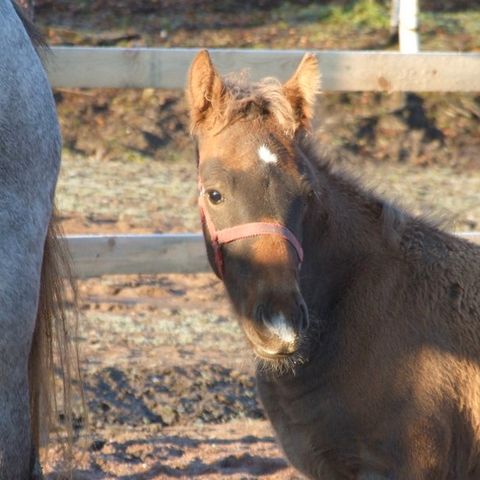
xmin=399 ymin=0 xmax=420 ymax=53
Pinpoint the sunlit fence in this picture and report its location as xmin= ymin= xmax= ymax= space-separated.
xmin=47 ymin=48 xmax=479 ymax=92
xmin=45 ymin=47 xmax=480 ymax=277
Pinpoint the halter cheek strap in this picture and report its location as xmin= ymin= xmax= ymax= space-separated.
xmin=198 ymin=189 xmax=304 ymax=279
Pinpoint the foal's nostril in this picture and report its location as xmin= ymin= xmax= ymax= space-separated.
xmin=255 ymin=300 xmax=308 ymax=335
xmin=255 ymin=304 xmax=266 ymax=323
xmin=299 ymin=302 xmax=309 ymax=333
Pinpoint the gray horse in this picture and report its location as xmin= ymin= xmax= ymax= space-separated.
xmin=1 ymin=2 xmax=76 ymax=478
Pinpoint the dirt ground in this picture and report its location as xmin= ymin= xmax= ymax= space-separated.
xmin=31 ymin=1 xmax=480 ymax=478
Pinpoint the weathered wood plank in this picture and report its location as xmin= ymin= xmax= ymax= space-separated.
xmin=46 ymin=48 xmax=480 ymax=92
xmin=63 ymin=234 xmax=209 ymax=278
xmin=64 ymin=232 xmax=480 ymax=278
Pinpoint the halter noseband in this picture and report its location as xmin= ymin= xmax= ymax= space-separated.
xmin=198 ymin=186 xmax=304 ymax=279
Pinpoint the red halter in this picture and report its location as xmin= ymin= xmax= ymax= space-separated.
xmin=198 ymin=187 xmax=304 ymax=279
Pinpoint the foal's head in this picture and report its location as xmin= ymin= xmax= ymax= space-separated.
xmin=187 ymin=50 xmax=321 ymax=368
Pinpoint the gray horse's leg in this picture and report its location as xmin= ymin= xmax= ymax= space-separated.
xmin=0 ymin=345 xmax=32 ymax=478
xmin=0 ymin=231 xmax=53 ymax=477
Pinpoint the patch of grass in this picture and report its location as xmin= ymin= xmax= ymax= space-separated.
xmin=421 ymin=10 xmax=480 ymax=34
xmin=122 ymin=150 xmax=152 ymax=164
xmin=273 ymin=0 xmax=390 ymax=30
xmin=158 ymin=149 xmax=191 ymax=163
xmin=420 ymin=10 xmax=480 ymax=50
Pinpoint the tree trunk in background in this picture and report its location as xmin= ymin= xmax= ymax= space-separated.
xmin=16 ymin=0 xmax=35 ymax=20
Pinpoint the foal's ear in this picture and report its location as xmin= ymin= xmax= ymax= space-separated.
xmin=187 ymin=50 xmax=225 ymax=132
xmin=283 ymin=53 xmax=321 ymax=131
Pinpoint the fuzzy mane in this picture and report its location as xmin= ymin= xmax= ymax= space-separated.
xmin=298 ymin=136 xmax=412 ymax=251
xmin=205 ymin=75 xmax=299 ymax=136
xmin=299 ymin=135 xmax=460 ymax=262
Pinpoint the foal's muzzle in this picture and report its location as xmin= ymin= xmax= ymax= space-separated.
xmin=251 ymin=293 xmax=309 ymax=358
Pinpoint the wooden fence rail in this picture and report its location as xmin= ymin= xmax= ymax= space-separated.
xmin=64 ymin=234 xmax=208 ymax=277
xmin=46 ymin=47 xmax=480 ymax=92
xmin=65 ymin=232 xmax=480 ymax=278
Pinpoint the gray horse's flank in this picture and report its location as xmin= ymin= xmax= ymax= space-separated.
xmin=1 ymin=2 xmax=77 ymax=477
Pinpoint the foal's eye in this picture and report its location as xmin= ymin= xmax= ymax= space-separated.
xmin=207 ymin=190 xmax=223 ymax=205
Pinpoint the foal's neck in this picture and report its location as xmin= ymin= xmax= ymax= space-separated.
xmin=311 ymin=158 xmax=398 ymax=258
xmin=300 ymin=146 xmax=403 ymax=316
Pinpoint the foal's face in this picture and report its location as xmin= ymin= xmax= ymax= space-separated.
xmin=188 ymin=50 xmax=320 ymax=366
xmin=197 ymin=121 xmax=313 ymax=360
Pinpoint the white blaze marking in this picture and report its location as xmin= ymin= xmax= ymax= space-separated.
xmin=258 ymin=144 xmax=278 ymax=164
xmin=265 ymin=314 xmax=296 ymax=343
